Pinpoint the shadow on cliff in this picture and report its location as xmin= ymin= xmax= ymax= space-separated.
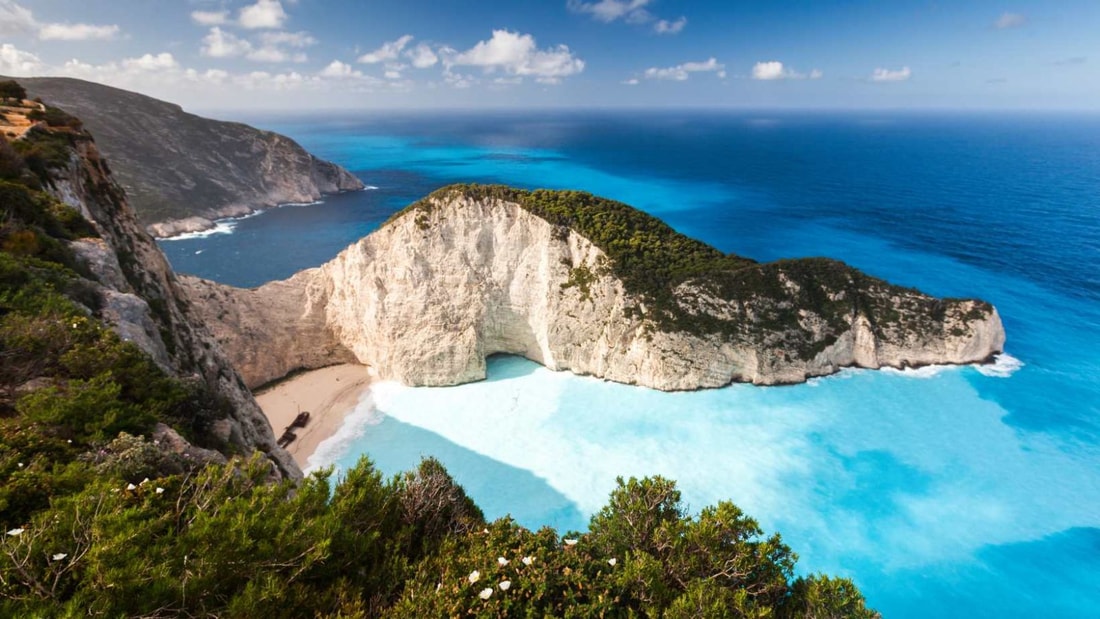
xmin=484 ymin=353 xmax=543 ymax=381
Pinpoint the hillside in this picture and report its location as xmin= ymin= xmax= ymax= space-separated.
xmin=11 ymin=76 xmax=363 ymax=236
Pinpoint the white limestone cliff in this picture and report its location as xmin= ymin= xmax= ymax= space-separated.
xmin=182 ymin=191 xmax=1005 ymax=391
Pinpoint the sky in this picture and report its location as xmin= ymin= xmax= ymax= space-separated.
xmin=0 ymin=0 xmax=1097 ymax=112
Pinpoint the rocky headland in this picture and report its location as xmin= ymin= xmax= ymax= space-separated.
xmin=12 ymin=77 xmax=363 ymax=237
xmin=183 ymin=185 xmax=1005 ymax=391
xmin=0 ymin=90 xmax=299 ymax=478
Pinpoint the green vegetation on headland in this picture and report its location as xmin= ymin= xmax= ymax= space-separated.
xmin=0 ymin=89 xmax=876 ymax=616
xmin=401 ymin=184 xmax=992 ymax=360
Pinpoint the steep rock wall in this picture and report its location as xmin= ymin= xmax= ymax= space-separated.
xmin=50 ymin=132 xmax=300 ymax=479
xmin=184 ymin=193 xmax=1005 ymax=391
xmin=17 ymin=76 xmax=363 ymax=237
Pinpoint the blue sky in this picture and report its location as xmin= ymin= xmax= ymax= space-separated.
xmin=1 ymin=0 xmax=1097 ymax=111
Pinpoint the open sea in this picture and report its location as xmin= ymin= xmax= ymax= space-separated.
xmin=159 ymin=110 xmax=1100 ymax=618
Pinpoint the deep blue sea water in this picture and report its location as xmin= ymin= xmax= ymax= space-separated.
xmin=160 ymin=111 xmax=1100 ymax=618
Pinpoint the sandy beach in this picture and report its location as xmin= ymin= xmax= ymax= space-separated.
xmin=255 ymin=364 xmax=372 ymax=467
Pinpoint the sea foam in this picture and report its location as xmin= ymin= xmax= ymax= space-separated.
xmin=975 ymin=353 xmax=1024 ymax=378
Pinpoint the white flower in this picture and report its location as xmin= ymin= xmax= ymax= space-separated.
xmin=126 ymin=483 xmax=136 ymax=491
xmin=608 ymin=558 xmax=617 ymax=566
xmin=17 ymin=462 xmax=23 ymax=468
xmin=467 ymin=569 xmax=480 ymax=584
xmin=6 ymin=528 xmax=24 ymax=537
xmin=564 ymin=538 xmax=578 ymax=546
xmin=51 ymin=553 xmax=67 ymax=561
xmin=499 ymin=580 xmax=511 ymax=591
xmin=478 ymin=587 xmax=493 ymax=600
xmin=155 ymin=487 xmax=164 ymax=494
xmin=140 ymin=478 xmax=149 ymax=486
xmin=521 ymin=556 xmax=534 ymax=566
xmin=497 ymin=556 xmax=509 ymax=566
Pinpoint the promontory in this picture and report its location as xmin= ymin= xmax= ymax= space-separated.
xmin=182 ymin=184 xmax=1006 ymax=391
xmin=13 ymin=76 xmax=364 ymax=237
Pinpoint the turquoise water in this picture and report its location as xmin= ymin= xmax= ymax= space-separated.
xmin=160 ymin=111 xmax=1100 ymax=617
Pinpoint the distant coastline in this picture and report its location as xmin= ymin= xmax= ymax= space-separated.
xmin=152 ymin=186 xmax=374 ymax=239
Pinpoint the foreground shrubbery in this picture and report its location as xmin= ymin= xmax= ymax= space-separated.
xmin=1 ymin=457 xmax=877 ymax=618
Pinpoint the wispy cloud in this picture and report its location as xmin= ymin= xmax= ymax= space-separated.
xmin=191 ymin=10 xmax=229 ymax=27
xmin=994 ymin=12 xmax=1026 ymax=29
xmin=38 ymin=23 xmax=119 ymax=41
xmin=644 ymin=57 xmax=725 ymax=81
xmin=870 ymin=66 xmax=912 ymax=82
xmin=751 ymin=61 xmax=822 ymax=81
xmin=358 ymin=35 xmax=414 ymax=64
xmin=568 ymin=0 xmax=652 ymax=23
xmin=201 ymin=26 xmax=312 ymax=63
xmin=654 ymin=17 xmax=687 ymax=35
xmin=0 ymin=0 xmax=119 ymax=41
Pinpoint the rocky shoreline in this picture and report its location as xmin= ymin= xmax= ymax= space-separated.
xmin=147 ymin=188 xmax=366 ymax=239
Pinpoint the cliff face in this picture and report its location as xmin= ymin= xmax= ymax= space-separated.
xmin=183 ymin=189 xmax=1005 ymax=391
xmin=47 ymin=124 xmax=300 ymax=478
xmin=15 ymin=77 xmax=363 ymax=236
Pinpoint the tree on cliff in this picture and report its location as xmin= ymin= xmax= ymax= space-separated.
xmin=0 ymin=81 xmax=26 ymax=103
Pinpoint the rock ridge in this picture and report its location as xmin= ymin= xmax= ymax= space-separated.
xmin=41 ymin=112 xmax=300 ymax=478
xmin=183 ymin=186 xmax=1005 ymax=391
xmin=13 ymin=76 xmax=364 ymax=237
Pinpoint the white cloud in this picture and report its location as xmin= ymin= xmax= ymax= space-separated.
xmin=0 ymin=0 xmax=37 ymax=36
xmin=191 ymin=10 xmax=229 ymax=27
xmin=39 ymin=23 xmax=119 ymax=41
xmin=319 ymin=60 xmax=360 ymax=78
xmin=994 ymin=12 xmax=1026 ymax=29
xmin=406 ymin=43 xmax=439 ymax=69
xmin=0 ymin=42 xmax=42 ymax=75
xmin=185 ymin=68 xmax=229 ymax=84
xmin=247 ymin=46 xmax=306 ymax=63
xmin=654 ymin=16 xmax=687 ymax=35
xmin=384 ymin=69 xmax=402 ymax=80
xmin=450 ymin=30 xmax=584 ymax=83
xmin=358 ymin=35 xmax=414 ymax=64
xmin=201 ymin=27 xmax=251 ymax=58
xmin=239 ymin=0 xmax=287 ymax=30
xmin=122 ymin=53 xmax=178 ymax=72
xmin=622 ymin=78 xmax=639 ymax=85
xmin=1 ymin=1 xmax=119 ymax=42
xmin=644 ymin=57 xmax=724 ymax=81
xmin=37 ymin=48 xmax=397 ymax=110
xmin=259 ymin=31 xmax=316 ymax=48
xmin=568 ymin=0 xmax=652 ymax=23
xmin=870 ymin=66 xmax=911 ymax=82
xmin=200 ymin=27 xmax=310 ymax=63
xmin=751 ymin=60 xmax=822 ymax=81
xmin=443 ymin=68 xmax=476 ymax=89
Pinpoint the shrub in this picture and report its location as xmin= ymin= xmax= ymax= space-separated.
xmin=0 ymin=80 xmax=26 ymax=102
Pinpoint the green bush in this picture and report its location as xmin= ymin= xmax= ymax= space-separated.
xmin=0 ymin=80 xmax=26 ymax=102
